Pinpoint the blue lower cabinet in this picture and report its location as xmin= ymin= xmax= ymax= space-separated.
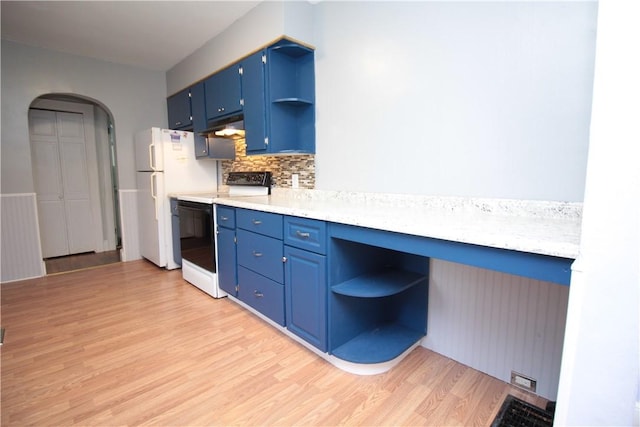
xmin=218 ymin=208 xmax=431 ymax=366
xmin=238 ymin=266 xmax=285 ymax=326
xmin=216 ymin=205 xmax=236 ymax=296
xmin=217 ymin=226 xmax=237 ymax=296
xmin=170 ymin=198 xmax=181 ymax=266
xmin=284 ymin=246 xmax=327 ymax=351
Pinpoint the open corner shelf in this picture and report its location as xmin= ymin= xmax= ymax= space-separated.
xmin=331 ymin=268 xmax=427 ymax=298
xmin=271 ymin=43 xmax=313 ymax=57
xmin=331 ymin=323 xmax=424 ymax=364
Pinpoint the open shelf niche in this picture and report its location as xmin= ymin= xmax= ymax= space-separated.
xmin=328 ymin=236 xmax=429 ymax=364
xmin=266 ymin=40 xmax=315 ymax=154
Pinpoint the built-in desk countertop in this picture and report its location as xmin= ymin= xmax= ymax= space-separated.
xmin=213 ymin=188 xmax=582 ymax=285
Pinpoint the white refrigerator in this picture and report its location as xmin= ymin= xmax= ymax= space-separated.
xmin=135 ymin=128 xmax=218 ymax=269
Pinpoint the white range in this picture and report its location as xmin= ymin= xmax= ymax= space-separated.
xmin=176 ymin=171 xmax=271 ymax=298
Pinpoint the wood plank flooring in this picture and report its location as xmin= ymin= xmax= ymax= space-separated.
xmin=1 ymin=260 xmax=546 ymax=426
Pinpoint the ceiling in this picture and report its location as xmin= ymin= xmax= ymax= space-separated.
xmin=0 ymin=1 xmax=262 ymax=71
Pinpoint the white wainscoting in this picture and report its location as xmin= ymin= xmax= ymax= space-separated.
xmin=1 ymin=193 xmax=46 ymax=282
xmin=118 ymin=189 xmax=141 ymax=262
xmin=423 ymin=259 xmax=569 ymax=401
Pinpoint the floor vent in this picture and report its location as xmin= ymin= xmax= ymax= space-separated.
xmin=491 ymin=395 xmax=554 ymax=427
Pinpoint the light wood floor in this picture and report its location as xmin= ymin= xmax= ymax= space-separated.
xmin=1 ymin=260 xmax=546 ymax=426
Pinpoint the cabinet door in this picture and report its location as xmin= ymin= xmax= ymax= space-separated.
xmin=190 ymin=82 xmax=209 ymax=158
xmin=190 ymin=82 xmax=206 ymax=132
xmin=170 ymin=199 xmax=182 ymax=266
xmin=241 ymin=50 xmax=268 ymax=153
xmin=284 ymin=246 xmax=327 ymax=351
xmin=217 ymin=226 xmax=237 ymax=296
xmin=205 ymin=64 xmax=242 ymax=121
xmin=194 ymin=134 xmax=208 ymax=158
xmin=167 ymin=87 xmax=191 ymax=130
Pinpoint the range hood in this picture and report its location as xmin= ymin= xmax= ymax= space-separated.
xmin=199 ymin=114 xmax=245 ymax=140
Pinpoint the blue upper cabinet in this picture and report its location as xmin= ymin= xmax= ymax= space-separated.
xmin=205 ymin=64 xmax=243 ymax=121
xmin=190 ymin=82 xmax=210 ymax=158
xmin=167 ymin=87 xmax=192 ymax=130
xmin=190 ymin=81 xmax=206 ymax=132
xmin=242 ymin=39 xmax=316 ymax=155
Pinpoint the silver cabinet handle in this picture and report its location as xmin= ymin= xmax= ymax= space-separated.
xmin=296 ymin=230 xmax=310 ymax=238
xmin=220 ymin=216 xmax=228 ymax=221
xmin=254 ymin=290 xmax=264 ymax=298
xmin=252 ymin=251 xmax=263 ymax=257
xmin=252 ymin=219 xmax=262 ymax=225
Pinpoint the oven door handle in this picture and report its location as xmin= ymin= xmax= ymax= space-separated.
xmin=177 ymin=199 xmax=214 ymax=213
xmin=179 ymin=206 xmax=203 ymax=213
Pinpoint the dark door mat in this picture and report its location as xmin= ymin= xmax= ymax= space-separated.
xmin=491 ymin=394 xmax=554 ymax=427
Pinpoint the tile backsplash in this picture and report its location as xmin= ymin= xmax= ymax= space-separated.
xmin=220 ymin=140 xmax=315 ymax=189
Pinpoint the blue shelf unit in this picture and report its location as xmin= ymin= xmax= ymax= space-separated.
xmin=328 ymin=235 xmax=429 ymax=364
xmin=243 ymin=39 xmax=316 ymax=155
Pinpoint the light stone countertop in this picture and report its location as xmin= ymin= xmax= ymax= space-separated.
xmin=213 ymin=188 xmax=582 ymax=259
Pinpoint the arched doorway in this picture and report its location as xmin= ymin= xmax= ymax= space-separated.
xmin=28 ymin=94 xmax=122 ymax=273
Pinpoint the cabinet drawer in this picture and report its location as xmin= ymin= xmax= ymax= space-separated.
xmin=216 ymin=205 xmax=235 ymax=229
xmin=237 ymin=209 xmax=283 ymax=239
xmin=238 ymin=266 xmax=285 ymax=326
xmin=237 ymin=229 xmax=283 ymax=283
xmin=284 ymin=216 xmax=326 ymax=254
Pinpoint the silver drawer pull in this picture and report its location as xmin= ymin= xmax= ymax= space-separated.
xmin=296 ymin=230 xmax=310 ymax=238
xmin=252 ymin=219 xmax=262 ymax=225
xmin=253 ymin=290 xmax=264 ymax=298
xmin=220 ymin=216 xmax=228 ymax=221
xmin=252 ymin=251 xmax=263 ymax=257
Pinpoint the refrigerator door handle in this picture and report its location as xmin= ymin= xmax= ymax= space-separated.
xmin=150 ymin=172 xmax=158 ymax=220
xmin=148 ymin=143 xmax=155 ymax=170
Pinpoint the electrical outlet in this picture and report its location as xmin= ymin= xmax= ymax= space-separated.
xmin=291 ymin=174 xmax=299 ymax=189
xmin=511 ymin=371 xmax=537 ymax=393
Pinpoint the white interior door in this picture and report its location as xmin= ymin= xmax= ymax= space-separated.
xmin=30 ymin=109 xmax=95 ymax=258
